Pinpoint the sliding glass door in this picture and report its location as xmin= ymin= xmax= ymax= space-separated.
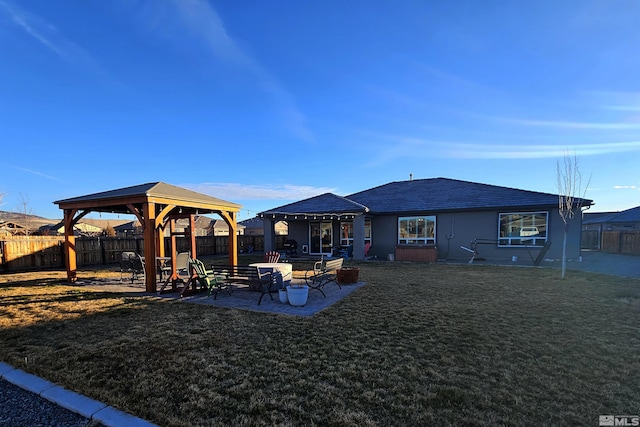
xmin=310 ymin=221 xmax=333 ymax=255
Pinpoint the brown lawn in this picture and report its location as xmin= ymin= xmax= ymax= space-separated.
xmin=1 ymin=260 xmax=639 ymax=426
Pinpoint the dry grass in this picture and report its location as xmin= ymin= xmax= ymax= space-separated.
xmin=1 ymin=261 xmax=640 ymax=426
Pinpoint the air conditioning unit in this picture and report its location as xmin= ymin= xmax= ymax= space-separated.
xmin=302 ymin=244 xmax=309 ymax=254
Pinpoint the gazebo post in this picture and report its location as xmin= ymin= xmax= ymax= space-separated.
xmin=189 ymin=214 xmax=197 ymax=259
xmin=218 ymin=211 xmax=238 ymax=266
xmin=143 ymin=202 xmax=158 ymax=293
xmin=63 ymin=208 xmax=78 ymax=283
xmin=156 ymin=224 xmax=165 ymax=259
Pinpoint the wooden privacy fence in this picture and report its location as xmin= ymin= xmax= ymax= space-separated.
xmin=601 ymin=230 xmax=640 ymax=256
xmin=1 ymin=235 xmax=288 ymax=272
xmin=0 ymin=236 xmax=66 ymax=271
xmin=581 ymin=229 xmax=600 ymax=250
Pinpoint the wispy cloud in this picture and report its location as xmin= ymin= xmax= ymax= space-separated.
xmin=162 ymin=0 xmax=313 ymax=142
xmin=588 ymin=90 xmax=640 ymax=112
xmin=185 ymin=182 xmax=336 ymax=201
xmin=361 ymin=130 xmax=640 ymax=164
xmin=10 ymin=165 xmax=62 ymax=181
xmin=440 ymin=141 xmax=640 ymax=159
xmin=487 ymin=116 xmax=640 ymax=131
xmin=0 ymin=0 xmax=96 ymax=68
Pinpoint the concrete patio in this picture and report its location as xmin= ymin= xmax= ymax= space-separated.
xmin=76 ymin=276 xmax=367 ymax=317
xmin=157 ymin=278 xmax=366 ymax=316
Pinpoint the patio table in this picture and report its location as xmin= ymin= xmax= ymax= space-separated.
xmin=249 ymin=262 xmax=292 ymax=288
xmin=140 ymin=256 xmax=173 ymax=281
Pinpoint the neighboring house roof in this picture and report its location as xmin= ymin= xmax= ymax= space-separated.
xmin=114 ymin=221 xmax=141 ymax=232
xmin=583 ymin=211 xmax=617 ymax=222
xmin=583 ymin=206 xmax=640 ymax=225
xmin=209 ymin=219 xmax=246 ymax=230
xmin=239 ymin=217 xmax=264 ymax=228
xmin=0 ymin=221 xmax=27 ymax=235
xmin=260 ymin=178 xmax=593 ymax=217
xmin=0 ymin=221 xmax=26 ymax=230
xmin=175 ymin=215 xmax=216 ymax=230
xmin=240 ymin=216 xmax=288 ymax=234
xmin=41 ymin=221 xmax=103 ymax=236
xmin=79 ymin=219 xmax=130 ymax=229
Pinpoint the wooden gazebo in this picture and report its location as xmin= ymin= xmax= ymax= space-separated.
xmin=55 ymin=182 xmax=241 ymax=293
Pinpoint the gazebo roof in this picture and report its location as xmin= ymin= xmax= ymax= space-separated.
xmin=54 ymin=182 xmax=241 ymax=215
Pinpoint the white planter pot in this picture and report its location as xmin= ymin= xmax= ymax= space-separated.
xmin=278 ymin=289 xmax=288 ymax=303
xmin=287 ymin=285 xmax=309 ymax=306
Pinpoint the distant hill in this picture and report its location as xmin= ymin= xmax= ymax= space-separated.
xmin=0 ymin=210 xmax=55 ymax=227
xmin=0 ymin=210 xmax=130 ymax=231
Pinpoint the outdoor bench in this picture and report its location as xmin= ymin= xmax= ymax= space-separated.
xmin=209 ymin=265 xmax=275 ymax=305
xmin=305 ymin=257 xmax=344 ymax=297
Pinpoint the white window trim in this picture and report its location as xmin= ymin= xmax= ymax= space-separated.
xmin=340 ymin=220 xmax=372 ymax=246
xmin=398 ymin=215 xmax=436 ymax=245
xmin=498 ymin=211 xmax=548 ymax=247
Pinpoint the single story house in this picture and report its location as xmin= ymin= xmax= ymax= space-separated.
xmin=0 ymin=221 xmax=28 ymax=236
xmin=114 ymin=220 xmax=143 ymax=236
xmin=39 ymin=221 xmax=104 ymax=237
xmin=582 ymin=206 xmax=640 ymax=251
xmin=259 ymin=177 xmax=592 ymax=262
xmin=583 ymin=206 xmax=640 ymax=231
xmin=207 ymin=219 xmax=246 ymax=236
xmin=240 ymin=217 xmax=288 ymax=236
xmin=113 ymin=216 xmax=252 ymax=237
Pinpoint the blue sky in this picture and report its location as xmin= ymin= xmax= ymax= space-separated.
xmin=1 ymin=0 xmax=639 ymax=222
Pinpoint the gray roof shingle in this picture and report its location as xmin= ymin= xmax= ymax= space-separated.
xmin=583 ymin=205 xmax=640 ymax=224
xmin=263 ymin=193 xmax=369 ymax=216
xmin=261 ymin=178 xmax=593 ymax=216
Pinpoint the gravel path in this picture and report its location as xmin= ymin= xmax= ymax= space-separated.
xmin=0 ymin=379 xmax=101 ymax=427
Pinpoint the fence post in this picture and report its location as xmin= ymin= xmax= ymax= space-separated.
xmin=0 ymin=241 xmax=6 ymax=272
xmin=98 ymin=237 xmax=105 ymax=265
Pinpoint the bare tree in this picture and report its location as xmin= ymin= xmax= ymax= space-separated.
xmin=17 ymin=193 xmax=32 ymax=236
xmin=103 ymin=224 xmax=116 ymax=237
xmin=557 ymin=152 xmax=591 ymax=279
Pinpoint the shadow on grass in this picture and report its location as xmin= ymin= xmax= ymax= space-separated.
xmin=1 ymin=262 xmax=640 ymax=426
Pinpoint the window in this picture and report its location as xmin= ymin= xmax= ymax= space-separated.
xmin=398 ymin=216 xmax=435 ymax=245
xmin=340 ymin=220 xmax=371 ymax=246
xmin=498 ymin=212 xmax=548 ymax=246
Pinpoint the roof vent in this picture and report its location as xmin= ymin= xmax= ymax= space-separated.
xmin=409 ymin=173 xmax=413 ymax=181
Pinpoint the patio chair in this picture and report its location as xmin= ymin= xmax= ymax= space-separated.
xmin=364 ymin=243 xmax=371 ymax=256
xmin=188 ymin=258 xmax=231 ymax=298
xmin=264 ymin=251 xmax=280 ymax=263
xmin=158 ymin=251 xmax=192 ymax=294
xmin=160 ymin=251 xmax=191 ymax=280
xmin=337 ymin=245 xmax=353 ymax=259
xmin=120 ymin=252 xmax=145 ymax=284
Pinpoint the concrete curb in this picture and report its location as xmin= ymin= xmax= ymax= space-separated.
xmin=0 ymin=361 xmax=157 ymax=427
